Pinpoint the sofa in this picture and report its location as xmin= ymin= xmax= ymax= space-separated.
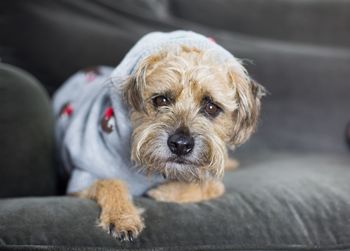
xmin=1 ymin=1 xmax=350 ymax=250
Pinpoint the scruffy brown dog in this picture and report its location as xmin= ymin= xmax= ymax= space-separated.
xmin=54 ymin=31 xmax=265 ymax=242
xmin=79 ymin=47 xmax=264 ymax=241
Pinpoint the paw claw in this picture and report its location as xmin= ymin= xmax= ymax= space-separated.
xmin=99 ymin=211 xmax=144 ymax=242
xmin=120 ymin=232 xmax=126 ymax=242
xmin=108 ymin=223 xmax=115 ymax=235
xmin=127 ymin=230 xmax=134 ymax=242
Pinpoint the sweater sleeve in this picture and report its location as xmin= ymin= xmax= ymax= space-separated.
xmin=66 ymin=169 xmax=97 ymax=194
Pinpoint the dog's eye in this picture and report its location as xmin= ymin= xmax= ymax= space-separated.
xmin=153 ymin=95 xmax=170 ymax=107
xmin=204 ymin=101 xmax=221 ymax=117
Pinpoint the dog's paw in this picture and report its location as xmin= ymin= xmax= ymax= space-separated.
xmin=147 ymin=180 xmax=225 ymax=203
xmin=147 ymin=187 xmax=174 ymax=202
xmin=99 ymin=210 xmax=145 ymax=242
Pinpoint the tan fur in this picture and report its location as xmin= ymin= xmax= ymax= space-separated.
xmin=147 ymin=180 xmax=225 ymax=203
xmin=225 ymin=157 xmax=239 ymax=171
xmin=79 ymin=45 xmax=264 ymax=241
xmin=122 ymin=46 xmax=264 ymax=182
xmin=77 ymin=180 xmax=144 ymax=241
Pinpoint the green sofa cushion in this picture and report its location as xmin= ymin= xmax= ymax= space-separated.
xmin=1 ymin=154 xmax=350 ymax=250
xmin=0 ymin=63 xmax=56 ymax=197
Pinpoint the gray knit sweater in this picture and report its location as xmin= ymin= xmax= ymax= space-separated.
xmin=53 ymin=31 xmax=241 ymax=196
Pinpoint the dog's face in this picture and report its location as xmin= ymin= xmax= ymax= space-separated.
xmin=122 ymin=46 xmax=265 ymax=182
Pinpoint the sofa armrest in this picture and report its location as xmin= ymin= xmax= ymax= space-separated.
xmin=0 ymin=63 xmax=56 ymax=197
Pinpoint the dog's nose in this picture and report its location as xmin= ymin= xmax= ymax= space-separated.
xmin=167 ymin=132 xmax=195 ymax=156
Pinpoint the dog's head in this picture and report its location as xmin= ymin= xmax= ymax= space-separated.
xmin=122 ymin=45 xmax=265 ymax=182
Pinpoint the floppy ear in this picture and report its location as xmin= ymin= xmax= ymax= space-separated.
xmin=122 ymin=74 xmax=145 ymax=112
xmin=250 ymin=79 xmax=267 ymax=100
xmin=122 ymin=54 xmax=164 ymax=112
xmin=121 ymin=60 xmax=148 ymax=112
xmin=230 ymin=76 xmax=266 ymax=146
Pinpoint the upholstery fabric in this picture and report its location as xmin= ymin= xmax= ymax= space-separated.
xmin=1 ymin=154 xmax=350 ymax=250
xmin=0 ymin=63 xmax=56 ymax=197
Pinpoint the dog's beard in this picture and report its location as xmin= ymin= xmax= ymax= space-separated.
xmin=131 ymin=122 xmax=225 ymax=182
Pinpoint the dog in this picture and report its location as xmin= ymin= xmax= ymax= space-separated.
xmin=53 ymin=31 xmax=265 ymax=242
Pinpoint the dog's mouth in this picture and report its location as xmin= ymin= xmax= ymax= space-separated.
xmin=161 ymin=157 xmax=199 ymax=180
xmin=166 ymin=156 xmax=193 ymax=165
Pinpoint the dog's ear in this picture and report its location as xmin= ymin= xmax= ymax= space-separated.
xmin=122 ymin=54 xmax=164 ymax=112
xmin=250 ymin=79 xmax=267 ymax=100
xmin=122 ymin=74 xmax=145 ymax=112
xmin=229 ymin=74 xmax=266 ymax=146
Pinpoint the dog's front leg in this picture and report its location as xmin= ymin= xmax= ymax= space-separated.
xmin=77 ymin=179 xmax=144 ymax=241
xmin=147 ymin=180 xmax=224 ymax=204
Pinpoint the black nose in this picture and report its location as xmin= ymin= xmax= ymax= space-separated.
xmin=167 ymin=131 xmax=195 ymax=156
